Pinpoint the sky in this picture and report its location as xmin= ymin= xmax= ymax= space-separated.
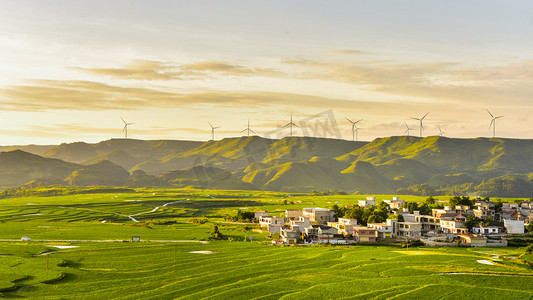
xmin=1 ymin=0 xmax=533 ymax=145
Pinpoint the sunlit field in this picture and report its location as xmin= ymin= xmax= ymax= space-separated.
xmin=0 ymin=189 xmax=532 ymax=299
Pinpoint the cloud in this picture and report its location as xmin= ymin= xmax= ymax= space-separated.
xmin=74 ymin=59 xmax=282 ymax=80
xmin=287 ymin=58 xmax=533 ymax=107
xmin=0 ymin=78 xmax=420 ymax=112
xmin=326 ymin=49 xmax=370 ymax=55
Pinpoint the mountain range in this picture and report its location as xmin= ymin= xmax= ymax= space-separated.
xmin=2 ymin=135 xmax=533 ymax=197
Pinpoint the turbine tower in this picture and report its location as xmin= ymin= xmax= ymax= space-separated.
xmin=241 ymin=119 xmax=256 ymax=137
xmin=404 ymin=122 xmax=413 ymax=136
xmin=283 ymin=113 xmax=299 ymax=137
xmin=346 ymin=118 xmax=363 ymax=141
xmin=410 ymin=112 xmax=429 ymax=137
xmin=208 ymin=122 xmax=221 ymax=141
xmin=438 ymin=125 xmax=445 ymax=137
xmin=121 ymin=117 xmax=134 ymax=139
xmin=487 ymin=109 xmax=503 ymax=138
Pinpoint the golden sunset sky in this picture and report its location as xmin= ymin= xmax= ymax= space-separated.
xmin=1 ymin=1 xmax=533 ymax=144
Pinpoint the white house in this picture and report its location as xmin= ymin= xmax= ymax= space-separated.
xmin=504 ymin=219 xmax=524 ymax=234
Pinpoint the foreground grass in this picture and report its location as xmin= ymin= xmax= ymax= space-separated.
xmin=0 ymin=242 xmax=532 ymax=299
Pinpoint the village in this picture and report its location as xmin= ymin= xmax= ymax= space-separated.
xmin=256 ymin=197 xmax=532 ymax=247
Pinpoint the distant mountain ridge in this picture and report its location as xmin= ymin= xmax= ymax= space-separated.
xmin=3 ymin=136 xmax=533 ymax=197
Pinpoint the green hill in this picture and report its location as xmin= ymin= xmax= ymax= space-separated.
xmin=0 ymin=150 xmax=80 ymax=186
xmin=65 ymin=160 xmax=131 ymax=186
xmin=5 ymin=135 xmax=533 ymax=196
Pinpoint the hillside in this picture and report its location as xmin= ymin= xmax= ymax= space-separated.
xmin=3 ymin=136 xmax=533 ymax=196
xmin=0 ymin=150 xmax=80 ymax=186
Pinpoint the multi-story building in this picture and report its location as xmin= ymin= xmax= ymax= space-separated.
xmin=302 ymin=207 xmax=335 ymax=225
xmin=358 ymin=197 xmax=376 ymax=208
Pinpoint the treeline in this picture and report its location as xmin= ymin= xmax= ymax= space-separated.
xmin=397 ymin=176 xmax=533 ymax=198
xmin=0 ymin=186 xmax=135 ymax=199
xmin=224 ymin=210 xmax=256 ymax=223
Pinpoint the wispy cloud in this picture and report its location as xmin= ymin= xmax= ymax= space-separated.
xmin=287 ymin=58 xmax=533 ymax=107
xmin=326 ymin=49 xmax=370 ymax=55
xmin=73 ymin=59 xmax=282 ymax=80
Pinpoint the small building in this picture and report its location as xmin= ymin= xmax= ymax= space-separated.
xmin=439 ymin=219 xmax=465 ymax=234
xmin=304 ymin=225 xmax=339 ymax=244
xmin=384 ymin=197 xmax=405 ymax=210
xmin=285 ymin=209 xmax=303 ymax=221
xmin=358 ymin=197 xmax=376 ymax=208
xmin=504 ymin=219 xmax=524 ymax=234
xmin=396 ymin=222 xmax=422 ymax=239
xmin=302 ymin=207 xmax=335 ymax=225
xmin=472 ymin=226 xmax=501 ymax=236
xmin=352 ymin=226 xmax=377 ymax=243
xmin=475 ymin=200 xmax=495 ymax=210
xmin=458 ymin=234 xmax=487 ymax=247
xmin=259 ymin=216 xmax=284 ymax=234
xmin=290 ymin=216 xmax=311 ymax=232
xmin=474 ymin=208 xmax=495 ymax=220
xmin=254 ymin=211 xmax=270 ymax=220
xmin=280 ymin=228 xmax=299 ymax=244
xmin=502 ymin=203 xmax=519 ymax=211
xmin=368 ymin=219 xmax=396 ymax=239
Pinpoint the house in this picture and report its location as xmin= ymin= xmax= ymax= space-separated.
xmin=412 ymin=214 xmax=441 ymax=234
xmin=503 ymin=219 xmax=524 ymax=234
xmin=280 ymin=228 xmax=299 ymax=244
xmin=352 ymin=226 xmax=377 ymax=243
xmin=440 ymin=219 xmax=466 ymax=234
xmin=458 ymin=234 xmax=487 ymax=247
xmin=302 ymin=207 xmax=335 ymax=225
xmin=384 ymin=197 xmax=405 ymax=210
xmin=396 ymin=222 xmax=422 ymax=239
xmin=334 ymin=218 xmax=358 ymax=235
xmin=474 ymin=208 xmax=495 ymax=220
xmin=368 ymin=219 xmax=396 ymax=239
xmin=502 ymin=203 xmax=519 ymax=211
xmin=259 ymin=216 xmax=284 ymax=234
xmin=290 ymin=216 xmax=311 ymax=232
xmin=304 ymin=225 xmax=339 ymax=244
xmin=285 ymin=209 xmax=303 ymax=221
xmin=254 ymin=211 xmax=270 ymax=220
xmin=358 ymin=197 xmax=376 ymax=208
xmin=472 ymin=226 xmax=501 ymax=236
xmin=475 ymin=200 xmax=495 ymax=210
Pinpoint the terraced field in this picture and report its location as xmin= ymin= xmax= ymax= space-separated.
xmin=0 ymin=242 xmax=532 ymax=299
xmin=0 ymin=190 xmax=532 ymax=299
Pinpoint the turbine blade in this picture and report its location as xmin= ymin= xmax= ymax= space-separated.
xmin=410 ymin=117 xmax=420 ymax=120
xmin=292 ymin=123 xmax=299 ymax=128
xmin=354 ymin=119 xmax=363 ymax=124
xmin=121 ymin=117 xmax=126 ymax=124
xmin=489 ymin=119 xmax=494 ymax=129
xmin=496 ymin=116 xmax=504 ymax=119
xmin=214 ymin=126 xmax=221 ymax=129
xmin=421 ymin=112 xmax=429 ymax=120
xmin=250 ymin=129 xmax=256 ymax=134
xmin=208 ymin=122 xmax=213 ymax=128
xmin=486 ymin=109 xmax=494 ymax=118
xmin=240 ymin=129 xmax=247 ymax=133
xmin=345 ymin=117 xmax=353 ymax=123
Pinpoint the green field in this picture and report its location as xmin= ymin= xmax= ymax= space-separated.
xmin=0 ymin=189 xmax=532 ymax=299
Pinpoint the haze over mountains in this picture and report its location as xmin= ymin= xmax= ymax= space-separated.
xmin=2 ymin=136 xmax=533 ymax=197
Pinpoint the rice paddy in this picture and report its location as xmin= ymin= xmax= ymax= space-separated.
xmin=0 ymin=189 xmax=532 ymax=299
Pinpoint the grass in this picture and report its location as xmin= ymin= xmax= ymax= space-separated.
xmin=0 ymin=188 xmax=532 ymax=299
xmin=1 ymin=242 xmax=531 ymax=299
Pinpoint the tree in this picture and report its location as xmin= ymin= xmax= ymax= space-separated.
xmin=464 ymin=216 xmax=481 ymax=231
xmin=271 ymin=231 xmax=281 ymax=240
xmin=388 ymin=214 xmax=404 ymax=222
xmin=526 ymin=222 xmax=533 ymax=234
xmin=210 ymin=225 xmax=223 ymax=239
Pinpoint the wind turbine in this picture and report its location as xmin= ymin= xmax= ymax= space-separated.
xmin=487 ymin=109 xmax=503 ymax=138
xmin=121 ymin=117 xmax=134 ymax=139
xmin=346 ymin=118 xmax=363 ymax=141
xmin=241 ymin=119 xmax=256 ymax=137
xmin=208 ymin=122 xmax=221 ymax=141
xmin=438 ymin=125 xmax=445 ymax=137
xmin=283 ymin=113 xmax=299 ymax=137
xmin=410 ymin=112 xmax=429 ymax=137
xmin=404 ymin=122 xmax=413 ymax=136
